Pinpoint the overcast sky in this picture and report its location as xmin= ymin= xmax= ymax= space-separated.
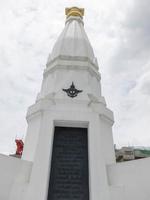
xmin=0 ymin=0 xmax=150 ymax=154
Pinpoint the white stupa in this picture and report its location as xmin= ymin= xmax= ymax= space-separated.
xmin=0 ymin=7 xmax=150 ymax=200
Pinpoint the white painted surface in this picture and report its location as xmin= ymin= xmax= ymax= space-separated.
xmin=48 ymin=16 xmax=97 ymax=66
xmin=0 ymin=154 xmax=32 ymax=200
xmin=108 ymin=157 xmax=150 ymax=200
xmin=23 ymin=97 xmax=114 ymax=200
xmin=99 ymin=115 xmax=115 ymax=164
xmin=22 ymin=112 xmax=42 ymax=162
xmin=40 ymin=65 xmax=101 ymax=101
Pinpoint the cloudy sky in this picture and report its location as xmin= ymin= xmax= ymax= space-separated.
xmin=0 ymin=0 xmax=150 ymax=154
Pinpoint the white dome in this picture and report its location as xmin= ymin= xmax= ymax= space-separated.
xmin=48 ymin=16 xmax=96 ymax=64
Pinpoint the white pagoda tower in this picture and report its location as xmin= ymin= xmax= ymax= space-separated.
xmin=1 ymin=6 xmax=150 ymax=200
xmin=22 ymin=7 xmax=115 ymax=200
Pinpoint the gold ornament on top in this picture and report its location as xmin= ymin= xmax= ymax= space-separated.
xmin=65 ymin=7 xmax=84 ymax=18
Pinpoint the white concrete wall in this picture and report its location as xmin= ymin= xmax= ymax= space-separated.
xmin=99 ymin=115 xmax=115 ymax=164
xmin=107 ymin=157 xmax=150 ymax=200
xmin=0 ymin=154 xmax=32 ymax=200
xmin=23 ymin=98 xmax=114 ymax=200
xmin=40 ymin=59 xmax=101 ymax=101
xmin=22 ymin=111 xmax=43 ymax=162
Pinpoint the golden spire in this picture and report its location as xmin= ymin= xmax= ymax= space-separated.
xmin=65 ymin=7 xmax=84 ymax=18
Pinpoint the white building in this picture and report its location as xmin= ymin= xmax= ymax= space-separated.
xmin=0 ymin=7 xmax=150 ymax=200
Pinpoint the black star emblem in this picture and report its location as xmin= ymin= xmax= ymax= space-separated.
xmin=62 ymin=82 xmax=83 ymax=98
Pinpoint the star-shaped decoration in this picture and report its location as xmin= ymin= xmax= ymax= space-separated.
xmin=62 ymin=82 xmax=83 ymax=98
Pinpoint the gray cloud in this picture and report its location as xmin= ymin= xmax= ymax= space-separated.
xmin=103 ymin=0 xmax=150 ymax=147
xmin=110 ymin=0 xmax=150 ymax=74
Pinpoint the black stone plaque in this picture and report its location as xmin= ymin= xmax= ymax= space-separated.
xmin=47 ymin=127 xmax=89 ymax=200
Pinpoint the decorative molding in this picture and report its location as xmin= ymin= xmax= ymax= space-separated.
xmin=87 ymin=94 xmax=106 ymax=106
xmin=46 ymin=55 xmax=99 ymax=70
xmin=44 ymin=63 xmax=101 ymax=81
xmin=99 ymin=114 xmax=114 ymax=126
xmin=65 ymin=7 xmax=84 ymax=18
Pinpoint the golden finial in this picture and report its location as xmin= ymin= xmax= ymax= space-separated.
xmin=65 ymin=7 xmax=84 ymax=18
